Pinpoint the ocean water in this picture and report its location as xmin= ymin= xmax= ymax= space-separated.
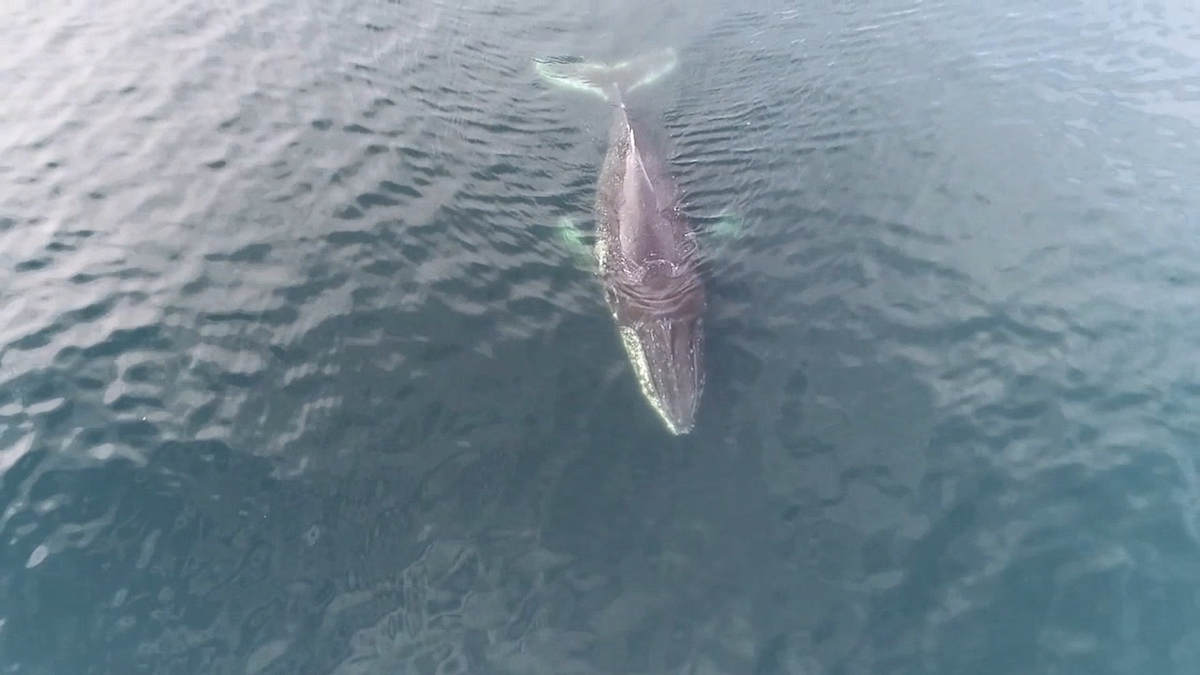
xmin=3 ymin=0 xmax=1200 ymax=673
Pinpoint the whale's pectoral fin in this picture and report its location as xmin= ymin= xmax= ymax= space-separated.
xmin=557 ymin=216 xmax=588 ymax=252
xmin=697 ymin=208 xmax=744 ymax=249
xmin=711 ymin=207 xmax=744 ymax=240
xmin=556 ymin=216 xmax=596 ymax=270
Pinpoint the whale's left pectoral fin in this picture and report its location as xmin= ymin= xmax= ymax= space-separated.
xmin=556 ymin=216 xmax=596 ymax=270
xmin=711 ymin=207 xmax=744 ymax=240
xmin=698 ymin=207 xmax=745 ymax=250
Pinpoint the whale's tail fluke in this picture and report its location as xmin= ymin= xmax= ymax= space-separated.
xmin=533 ymin=47 xmax=678 ymax=105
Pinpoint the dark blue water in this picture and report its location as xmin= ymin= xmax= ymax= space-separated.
xmin=3 ymin=0 xmax=1200 ymax=672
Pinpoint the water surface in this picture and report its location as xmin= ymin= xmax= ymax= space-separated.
xmin=3 ymin=0 xmax=1200 ymax=673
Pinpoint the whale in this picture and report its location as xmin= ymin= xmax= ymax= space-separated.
xmin=534 ymin=48 xmax=709 ymax=434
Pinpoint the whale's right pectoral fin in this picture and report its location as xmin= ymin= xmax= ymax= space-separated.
xmin=556 ymin=216 xmax=596 ymax=271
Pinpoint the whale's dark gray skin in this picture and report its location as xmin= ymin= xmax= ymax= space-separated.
xmin=535 ymin=48 xmax=705 ymax=434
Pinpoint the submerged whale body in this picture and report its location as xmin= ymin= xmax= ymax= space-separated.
xmin=535 ymin=48 xmax=706 ymax=435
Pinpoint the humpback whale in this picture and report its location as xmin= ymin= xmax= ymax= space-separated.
xmin=535 ymin=48 xmax=710 ymax=435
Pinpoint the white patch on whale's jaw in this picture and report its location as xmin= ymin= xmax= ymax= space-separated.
xmin=616 ymin=325 xmax=692 ymax=435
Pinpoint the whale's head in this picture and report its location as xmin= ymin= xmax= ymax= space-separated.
xmin=617 ymin=313 xmax=704 ymax=435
